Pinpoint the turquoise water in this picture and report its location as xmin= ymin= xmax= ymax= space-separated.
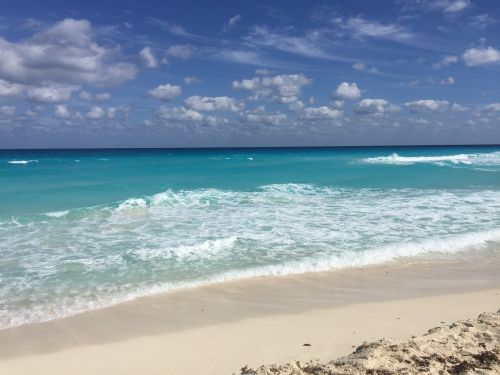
xmin=1 ymin=146 xmax=500 ymax=328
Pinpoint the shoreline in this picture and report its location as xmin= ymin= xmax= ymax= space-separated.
xmin=2 ymin=245 xmax=499 ymax=331
xmin=0 ymin=254 xmax=499 ymax=374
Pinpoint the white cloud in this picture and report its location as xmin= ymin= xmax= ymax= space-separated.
xmin=79 ymin=90 xmax=92 ymax=100
xmin=405 ymin=99 xmax=449 ymax=112
xmin=185 ymin=96 xmax=244 ymax=112
xmin=0 ymin=19 xmax=136 ymax=87
xmin=54 ymin=105 xmax=70 ymax=118
xmin=140 ymin=47 xmax=159 ymax=68
xmin=484 ymin=103 xmax=500 ymax=112
xmin=451 ymin=103 xmax=467 ymax=111
xmin=433 ymin=55 xmax=458 ymax=69
xmin=106 ymin=107 xmax=125 ymax=119
xmin=26 ymin=84 xmax=79 ymax=103
xmin=462 ymin=46 xmax=500 ymax=66
xmin=244 ymin=26 xmax=331 ymax=59
xmin=289 ymin=100 xmax=304 ymax=112
xmin=223 ymin=14 xmax=242 ymax=31
xmin=439 ymin=76 xmax=455 ymax=85
xmin=407 ymin=0 xmax=471 ymax=13
xmin=158 ymin=106 xmax=204 ymax=121
xmin=440 ymin=0 xmax=471 ymax=13
xmin=239 ymin=107 xmax=287 ymax=126
xmin=353 ymin=99 xmax=394 ymax=115
xmin=147 ymin=84 xmax=182 ymax=102
xmin=86 ymin=106 xmax=105 ymax=120
xmin=184 ymin=76 xmax=200 ymax=85
xmin=341 ymin=17 xmax=411 ymax=41
xmin=470 ymin=14 xmax=497 ymax=29
xmin=255 ymin=69 xmax=275 ymax=76
xmin=213 ymin=49 xmax=265 ymax=66
xmin=301 ymin=106 xmax=342 ymax=120
xmin=0 ymin=79 xmax=23 ymax=97
xmin=232 ymin=73 xmax=312 ymax=103
xmin=352 ymin=62 xmax=366 ymax=70
xmin=166 ymin=45 xmax=195 ymax=59
xmin=0 ymin=105 xmax=15 ymax=117
xmin=96 ymin=92 xmax=111 ymax=101
xmin=332 ymin=82 xmax=361 ymax=101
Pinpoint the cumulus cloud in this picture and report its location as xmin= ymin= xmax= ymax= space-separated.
xmin=301 ymin=106 xmax=342 ymax=120
xmin=185 ymin=96 xmax=244 ymax=112
xmin=223 ymin=14 xmax=242 ymax=31
xmin=147 ymin=84 xmax=182 ymax=101
xmin=26 ymin=85 xmax=79 ymax=103
xmin=232 ymin=73 xmax=311 ymax=103
xmin=139 ymin=47 xmax=159 ymax=68
xmin=0 ymin=79 xmax=23 ymax=97
xmin=86 ymin=106 xmax=105 ymax=120
xmin=462 ymin=46 xmax=500 ymax=66
xmin=85 ymin=105 xmax=125 ymax=120
xmin=157 ymin=106 xmax=204 ymax=121
xmin=405 ymin=99 xmax=449 ymax=112
xmin=483 ymin=103 xmax=500 ymax=112
xmin=433 ymin=55 xmax=458 ymax=69
xmin=239 ymin=107 xmax=287 ymax=126
xmin=54 ymin=105 xmax=70 ymax=118
xmin=289 ymin=100 xmax=305 ymax=112
xmin=353 ymin=99 xmax=394 ymax=115
xmin=0 ymin=18 xmax=136 ymax=87
xmin=332 ymin=82 xmax=361 ymax=101
xmin=166 ymin=44 xmax=195 ymax=59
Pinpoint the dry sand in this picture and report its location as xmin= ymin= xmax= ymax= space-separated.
xmin=241 ymin=310 xmax=500 ymax=375
xmin=0 ymin=255 xmax=499 ymax=374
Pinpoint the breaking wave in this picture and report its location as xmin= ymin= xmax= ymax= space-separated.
xmin=362 ymin=151 xmax=500 ymax=169
xmin=7 ymin=160 xmax=38 ymax=165
xmin=1 ymin=184 xmax=500 ymax=328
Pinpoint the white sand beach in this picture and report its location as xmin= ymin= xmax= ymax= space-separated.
xmin=0 ymin=255 xmax=499 ymax=374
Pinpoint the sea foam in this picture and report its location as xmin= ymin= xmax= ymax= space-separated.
xmin=7 ymin=160 xmax=38 ymax=164
xmin=362 ymin=151 xmax=500 ymax=168
xmin=1 ymin=184 xmax=500 ymax=329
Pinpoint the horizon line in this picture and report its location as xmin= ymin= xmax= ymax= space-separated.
xmin=1 ymin=143 xmax=500 ymax=151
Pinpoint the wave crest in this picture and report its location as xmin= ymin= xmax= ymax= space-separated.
xmin=361 ymin=151 xmax=500 ymax=168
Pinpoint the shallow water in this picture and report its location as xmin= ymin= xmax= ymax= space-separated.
xmin=1 ymin=146 xmax=499 ymax=328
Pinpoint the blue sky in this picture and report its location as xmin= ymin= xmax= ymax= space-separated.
xmin=0 ymin=0 xmax=499 ymax=148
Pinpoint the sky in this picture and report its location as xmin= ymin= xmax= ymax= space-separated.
xmin=0 ymin=0 xmax=499 ymax=148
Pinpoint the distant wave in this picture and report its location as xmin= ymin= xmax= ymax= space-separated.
xmin=7 ymin=160 xmax=38 ymax=165
xmin=361 ymin=151 xmax=500 ymax=168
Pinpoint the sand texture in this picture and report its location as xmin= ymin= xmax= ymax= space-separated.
xmin=239 ymin=310 xmax=500 ymax=375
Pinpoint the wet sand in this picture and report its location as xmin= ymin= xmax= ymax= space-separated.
xmin=0 ymin=254 xmax=499 ymax=374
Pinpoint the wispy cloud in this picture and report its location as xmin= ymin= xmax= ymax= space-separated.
xmin=339 ymin=16 xmax=413 ymax=41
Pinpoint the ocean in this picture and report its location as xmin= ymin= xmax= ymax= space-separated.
xmin=1 ymin=146 xmax=499 ymax=328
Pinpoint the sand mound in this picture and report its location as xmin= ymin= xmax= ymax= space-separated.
xmin=237 ymin=310 xmax=500 ymax=375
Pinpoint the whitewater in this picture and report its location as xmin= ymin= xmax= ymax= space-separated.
xmin=1 ymin=146 xmax=499 ymax=328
